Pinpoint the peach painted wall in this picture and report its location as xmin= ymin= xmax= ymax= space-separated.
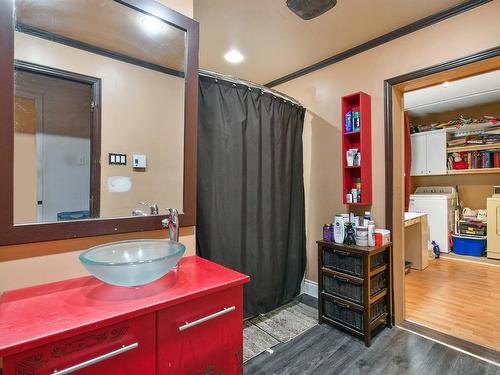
xmin=15 ymin=32 xmax=185 ymax=218
xmin=0 ymin=0 xmax=195 ymax=294
xmin=275 ymin=1 xmax=500 ymax=282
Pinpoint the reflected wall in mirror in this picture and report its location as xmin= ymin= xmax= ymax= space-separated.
xmin=13 ymin=0 xmax=186 ymax=225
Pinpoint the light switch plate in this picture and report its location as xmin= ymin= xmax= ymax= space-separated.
xmin=109 ymin=153 xmax=127 ymax=165
xmin=133 ymin=154 xmax=147 ymax=168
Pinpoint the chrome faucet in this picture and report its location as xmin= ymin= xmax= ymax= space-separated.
xmin=162 ymin=208 xmax=179 ymax=242
xmin=132 ymin=202 xmax=159 ymax=216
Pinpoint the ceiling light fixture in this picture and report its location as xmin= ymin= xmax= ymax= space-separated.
xmin=443 ymin=81 xmax=450 ymax=88
xmin=224 ymin=49 xmax=244 ymax=64
xmin=140 ymin=15 xmax=165 ymax=34
xmin=286 ymin=0 xmax=337 ymax=20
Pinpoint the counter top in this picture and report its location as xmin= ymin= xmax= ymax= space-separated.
xmin=316 ymin=240 xmax=392 ymax=254
xmin=0 ymin=256 xmax=250 ymax=357
xmin=405 ymin=212 xmax=427 ymax=221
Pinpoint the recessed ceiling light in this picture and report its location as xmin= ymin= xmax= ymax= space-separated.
xmin=140 ymin=15 xmax=165 ymax=34
xmin=224 ymin=49 xmax=244 ymax=64
xmin=442 ymin=81 xmax=450 ymax=88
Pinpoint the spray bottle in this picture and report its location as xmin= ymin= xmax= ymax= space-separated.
xmin=432 ymin=241 xmax=441 ymax=259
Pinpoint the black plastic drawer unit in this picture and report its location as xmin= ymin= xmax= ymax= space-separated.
xmin=318 ymin=241 xmax=392 ymax=347
xmin=323 ymin=295 xmax=364 ymax=333
xmin=323 ymin=247 xmax=364 ymax=277
xmin=370 ymin=273 xmax=386 ymax=296
xmin=370 ymin=298 xmax=386 ymax=322
xmin=323 ymin=273 xmax=363 ymax=305
xmin=370 ymin=252 xmax=386 ymax=269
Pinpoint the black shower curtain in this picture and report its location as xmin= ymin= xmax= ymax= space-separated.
xmin=197 ymin=76 xmax=306 ymax=318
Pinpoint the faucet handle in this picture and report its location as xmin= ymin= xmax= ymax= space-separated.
xmin=163 ymin=208 xmax=180 ymax=241
xmin=139 ymin=201 xmax=158 ymax=215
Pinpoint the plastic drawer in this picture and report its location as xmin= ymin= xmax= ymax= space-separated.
xmin=370 ymin=273 xmax=386 ymax=296
xmin=323 ymin=247 xmax=364 ymax=277
xmin=323 ymin=273 xmax=363 ymax=305
xmin=370 ymin=252 xmax=386 ymax=269
xmin=323 ymin=295 xmax=364 ymax=333
xmin=370 ymin=298 xmax=386 ymax=322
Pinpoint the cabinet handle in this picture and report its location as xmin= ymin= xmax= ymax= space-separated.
xmin=333 ymin=249 xmax=351 ymax=256
xmin=333 ymin=275 xmax=351 ymax=283
xmin=179 ymin=306 xmax=236 ymax=331
xmin=52 ymin=343 xmax=138 ymax=375
xmin=335 ymin=300 xmax=351 ymax=308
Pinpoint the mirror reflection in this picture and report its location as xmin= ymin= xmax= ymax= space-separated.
xmin=13 ymin=0 xmax=186 ymax=224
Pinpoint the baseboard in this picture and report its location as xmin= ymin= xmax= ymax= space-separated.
xmin=301 ymin=279 xmax=318 ymax=298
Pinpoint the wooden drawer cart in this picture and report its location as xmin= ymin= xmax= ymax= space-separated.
xmin=317 ymin=241 xmax=392 ymax=346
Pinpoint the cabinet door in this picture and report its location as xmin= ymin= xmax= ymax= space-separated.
xmin=426 ymin=132 xmax=447 ymax=175
xmin=3 ymin=313 xmax=156 ymax=375
xmin=410 ymin=134 xmax=427 ymax=176
xmin=157 ymin=286 xmax=244 ymax=375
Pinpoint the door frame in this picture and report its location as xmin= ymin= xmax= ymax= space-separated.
xmin=383 ymin=46 xmax=500 ymax=325
xmin=14 ymin=60 xmax=102 ymax=219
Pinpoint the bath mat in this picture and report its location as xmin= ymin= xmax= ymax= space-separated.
xmin=249 ymin=301 xmax=317 ymax=343
xmin=243 ymin=320 xmax=280 ymax=362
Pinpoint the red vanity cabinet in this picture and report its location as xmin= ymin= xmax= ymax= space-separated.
xmin=157 ymin=285 xmax=244 ymax=374
xmin=0 ymin=256 xmax=250 ymax=375
xmin=3 ymin=313 xmax=156 ymax=375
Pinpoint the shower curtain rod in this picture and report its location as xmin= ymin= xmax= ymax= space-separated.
xmin=199 ymin=69 xmax=304 ymax=107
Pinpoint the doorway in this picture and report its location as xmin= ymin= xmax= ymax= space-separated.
xmin=384 ymin=47 xmax=500 ymax=356
xmin=13 ymin=61 xmax=101 ymax=223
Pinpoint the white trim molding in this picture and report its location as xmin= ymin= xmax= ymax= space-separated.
xmin=301 ymin=279 xmax=318 ymax=298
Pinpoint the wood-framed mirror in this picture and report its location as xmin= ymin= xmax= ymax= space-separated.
xmin=0 ymin=0 xmax=199 ymax=245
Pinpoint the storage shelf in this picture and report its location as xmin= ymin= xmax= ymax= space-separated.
xmin=342 ymin=92 xmax=372 ymax=205
xmin=343 ymin=131 xmax=361 ymax=137
xmin=447 ymin=143 xmax=500 ymax=153
xmin=369 ymin=289 xmax=387 ymax=305
xmin=447 ymin=168 xmax=500 ymax=175
xmin=369 ymin=264 xmax=387 ymax=277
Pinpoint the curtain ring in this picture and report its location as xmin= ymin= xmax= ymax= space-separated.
xmin=248 ymin=87 xmax=252 ymax=91
xmin=233 ymin=83 xmax=237 ymax=87
xmin=214 ymin=78 xmax=218 ymax=83
xmin=273 ymin=96 xmax=277 ymax=99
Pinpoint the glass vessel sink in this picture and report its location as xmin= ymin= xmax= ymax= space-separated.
xmin=79 ymin=239 xmax=185 ymax=287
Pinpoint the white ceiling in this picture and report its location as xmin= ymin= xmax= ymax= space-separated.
xmin=194 ymin=0 xmax=465 ymax=84
xmin=404 ymin=69 xmax=500 ymax=117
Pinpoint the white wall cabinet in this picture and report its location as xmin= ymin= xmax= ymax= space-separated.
xmin=410 ymin=131 xmax=447 ymax=176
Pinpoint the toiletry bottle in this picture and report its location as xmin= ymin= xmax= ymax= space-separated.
xmin=323 ymin=224 xmax=333 ymax=242
xmin=345 ymin=111 xmax=353 ymax=133
xmin=432 ymin=241 xmax=441 ymax=258
xmin=353 ymin=111 xmax=360 ymax=131
xmin=353 ymin=214 xmax=359 ymax=229
xmin=356 ymin=178 xmax=362 ymax=202
xmin=368 ymin=220 xmax=376 ymax=246
xmin=333 ymin=214 xmax=345 ymax=244
xmin=363 ymin=211 xmax=371 ymax=227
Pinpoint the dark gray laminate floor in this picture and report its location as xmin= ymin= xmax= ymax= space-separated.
xmin=245 ymin=318 xmax=500 ymax=375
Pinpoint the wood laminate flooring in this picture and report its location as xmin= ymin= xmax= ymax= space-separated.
xmin=244 ymin=323 xmax=500 ymax=374
xmin=406 ymin=257 xmax=500 ymax=350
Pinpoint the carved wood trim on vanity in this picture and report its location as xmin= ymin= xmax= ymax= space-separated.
xmin=0 ymin=227 xmax=195 ymax=262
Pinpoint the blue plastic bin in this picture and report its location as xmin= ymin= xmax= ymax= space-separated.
xmin=451 ymin=235 xmax=486 ymax=257
xmin=57 ymin=210 xmax=90 ymax=221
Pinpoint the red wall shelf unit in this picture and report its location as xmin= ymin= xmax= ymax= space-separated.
xmin=342 ymin=92 xmax=372 ymax=205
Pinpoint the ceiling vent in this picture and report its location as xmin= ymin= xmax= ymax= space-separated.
xmin=286 ymin=0 xmax=337 ymax=20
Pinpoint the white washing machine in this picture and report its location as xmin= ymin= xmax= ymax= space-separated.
xmin=409 ymin=186 xmax=457 ymax=253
